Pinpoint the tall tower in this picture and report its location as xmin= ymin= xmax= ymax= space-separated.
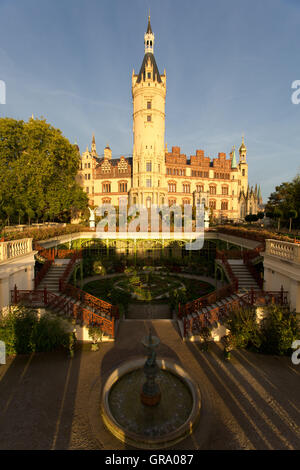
xmin=238 ymin=136 xmax=248 ymax=194
xmin=130 ymin=15 xmax=167 ymax=207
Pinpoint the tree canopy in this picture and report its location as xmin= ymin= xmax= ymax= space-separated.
xmin=265 ymin=175 xmax=300 ymax=229
xmin=0 ymin=117 xmax=88 ymax=224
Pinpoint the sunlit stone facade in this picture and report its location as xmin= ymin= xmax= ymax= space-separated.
xmin=77 ymin=16 xmax=262 ymax=221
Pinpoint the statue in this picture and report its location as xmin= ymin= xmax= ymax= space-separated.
xmin=141 ymin=328 xmax=161 ymax=406
xmin=88 ymin=207 xmax=95 ymax=229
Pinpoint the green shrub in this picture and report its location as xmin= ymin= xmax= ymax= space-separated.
xmin=29 ymin=314 xmax=69 ymax=352
xmin=226 ymin=307 xmax=262 ymax=351
xmin=0 ymin=306 xmax=37 ymax=355
xmin=259 ymin=305 xmax=299 ymax=355
xmin=0 ymin=306 xmax=70 ymax=356
xmin=226 ymin=305 xmax=299 ymax=356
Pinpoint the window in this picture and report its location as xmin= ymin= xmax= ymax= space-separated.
xmin=158 ymin=164 xmax=160 ymax=172
xmin=209 ymin=200 xmax=216 ymax=209
xmin=86 ymin=187 xmax=89 ymax=194
xmin=119 ymin=182 xmax=127 ymax=193
xmin=221 ymin=201 xmax=228 ymax=210
xmin=242 ymin=169 xmax=245 ymax=176
xmin=146 ymin=178 xmax=152 ymax=188
xmin=147 ymin=72 xmax=151 ymax=79
xmin=147 ymin=115 xmax=151 ymax=122
xmin=222 ymin=186 xmax=228 ymax=195
xmin=209 ymin=185 xmax=216 ymax=195
xmin=183 ymin=184 xmax=190 ymax=193
xmin=88 ymin=163 xmax=90 ymax=168
xmin=88 ymin=174 xmax=91 ymax=180
xmin=147 ymin=101 xmax=151 ymax=109
xmin=146 ymin=162 xmax=152 ymax=172
xmin=183 ymin=199 xmax=190 ymax=205
xmin=102 ymin=183 xmax=111 ymax=193
xmin=169 ymin=198 xmax=176 ymax=206
xmin=196 ymin=184 xmax=204 ymax=193
xmin=168 ymin=183 xmax=176 ymax=192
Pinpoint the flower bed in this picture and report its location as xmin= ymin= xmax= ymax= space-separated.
xmin=214 ymin=225 xmax=298 ymax=244
xmin=2 ymin=224 xmax=92 ymax=242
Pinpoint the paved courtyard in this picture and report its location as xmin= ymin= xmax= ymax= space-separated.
xmin=0 ymin=319 xmax=299 ymax=450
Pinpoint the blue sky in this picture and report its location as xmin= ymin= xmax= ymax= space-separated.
xmin=0 ymin=0 xmax=300 ymax=201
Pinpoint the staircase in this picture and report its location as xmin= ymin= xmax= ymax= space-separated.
xmin=178 ymin=292 xmax=246 ymax=341
xmin=227 ymin=259 xmax=260 ymax=291
xmin=38 ymin=263 xmax=66 ymax=293
xmin=36 ymin=261 xmax=116 ymax=340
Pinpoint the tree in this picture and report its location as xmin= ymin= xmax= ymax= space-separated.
xmin=0 ymin=117 xmax=88 ymax=225
xmin=265 ymin=176 xmax=300 ymax=230
xmin=274 ymin=208 xmax=283 ymax=231
xmin=257 ymin=211 xmax=264 ymax=220
xmin=288 ymin=209 xmax=298 ymax=232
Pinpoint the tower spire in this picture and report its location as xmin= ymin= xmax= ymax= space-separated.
xmin=144 ymin=12 xmax=154 ymax=54
xmin=91 ymin=133 xmax=97 ymax=156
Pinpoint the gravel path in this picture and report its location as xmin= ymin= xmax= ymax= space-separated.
xmin=0 ymin=319 xmax=299 ymax=450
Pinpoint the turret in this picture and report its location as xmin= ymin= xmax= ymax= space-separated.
xmin=91 ymin=134 xmax=97 ymax=157
xmin=239 ymin=135 xmax=247 ymax=163
xmin=144 ymin=15 xmax=154 ymax=54
xmin=104 ymin=144 xmax=112 ymax=160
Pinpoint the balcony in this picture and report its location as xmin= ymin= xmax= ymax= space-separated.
xmin=0 ymin=238 xmax=33 ymax=262
xmin=265 ymin=239 xmax=300 ymax=264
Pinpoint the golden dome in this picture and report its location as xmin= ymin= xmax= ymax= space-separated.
xmin=239 ymin=136 xmax=247 ymax=153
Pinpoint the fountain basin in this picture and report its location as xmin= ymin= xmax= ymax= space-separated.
xmin=101 ymin=358 xmax=201 ymax=449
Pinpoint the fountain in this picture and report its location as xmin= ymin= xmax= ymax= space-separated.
xmin=101 ymin=329 xmax=201 ymax=448
xmin=140 ymin=329 xmax=161 ymax=406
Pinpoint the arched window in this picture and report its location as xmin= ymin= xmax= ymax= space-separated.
xmin=209 ymin=199 xmax=216 ymax=209
xmin=209 ymin=185 xmax=216 ymax=195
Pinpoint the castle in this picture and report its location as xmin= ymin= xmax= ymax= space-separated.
xmin=77 ymin=16 xmax=262 ymax=221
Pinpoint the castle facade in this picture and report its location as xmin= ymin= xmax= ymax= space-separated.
xmin=77 ymin=16 xmax=262 ymax=221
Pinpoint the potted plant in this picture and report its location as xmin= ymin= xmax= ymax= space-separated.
xmin=88 ymin=325 xmax=103 ymax=351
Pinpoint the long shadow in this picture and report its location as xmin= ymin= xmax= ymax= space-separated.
xmin=185 ymin=342 xmax=276 ymax=449
xmin=234 ymin=349 xmax=300 ymax=420
xmin=0 ymin=345 xmax=83 ymax=450
xmin=186 ymin=342 xmax=300 ymax=449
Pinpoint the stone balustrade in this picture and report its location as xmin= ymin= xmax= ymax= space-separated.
xmin=0 ymin=238 xmax=33 ymax=262
xmin=265 ymin=239 xmax=300 ymax=264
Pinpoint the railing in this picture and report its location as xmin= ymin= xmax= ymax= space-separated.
xmin=59 ymin=250 xmax=83 ymax=290
xmin=58 ymin=250 xmax=119 ymax=319
xmin=33 ymin=242 xmax=56 ymax=289
xmin=182 ymin=287 xmax=289 ymax=338
xmin=216 ymin=249 xmax=239 ymax=287
xmin=265 ymin=239 xmax=300 ymax=264
xmin=10 ymin=286 xmax=115 ymax=338
xmin=183 ymin=294 xmax=242 ymax=337
xmin=0 ymin=238 xmax=33 ymax=262
xmin=240 ymin=286 xmax=289 ymax=307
